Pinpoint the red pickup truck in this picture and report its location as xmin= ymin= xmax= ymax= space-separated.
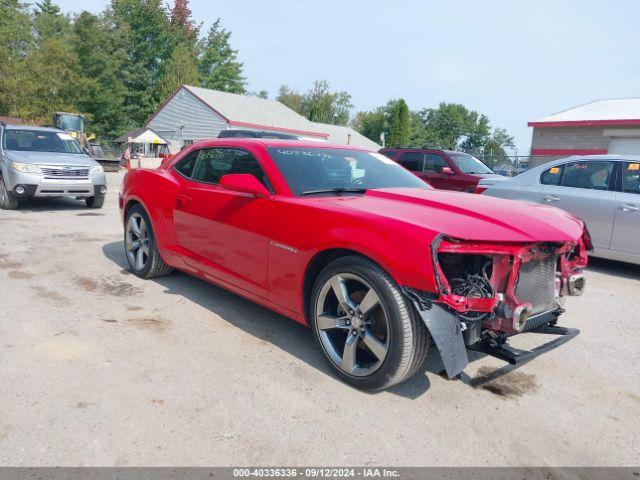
xmin=380 ymin=147 xmax=503 ymax=192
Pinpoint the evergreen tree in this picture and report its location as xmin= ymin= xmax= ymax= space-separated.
xmin=356 ymin=99 xmax=410 ymax=146
xmin=157 ymin=42 xmax=200 ymax=100
xmin=386 ymin=99 xmax=409 ymax=147
xmin=109 ymin=0 xmax=173 ymax=123
xmin=33 ymin=0 xmax=70 ymax=43
xmin=73 ymin=10 xmax=129 ymax=138
xmin=199 ymin=19 xmax=246 ymax=93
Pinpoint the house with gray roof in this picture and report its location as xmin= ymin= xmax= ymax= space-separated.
xmin=145 ymin=85 xmax=380 ymax=152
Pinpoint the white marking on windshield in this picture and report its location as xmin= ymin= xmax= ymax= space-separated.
xmin=276 ymin=149 xmax=334 ymax=158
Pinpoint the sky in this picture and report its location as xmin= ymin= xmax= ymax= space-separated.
xmin=57 ymin=0 xmax=640 ymax=153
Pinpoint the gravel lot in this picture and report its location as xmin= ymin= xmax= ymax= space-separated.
xmin=0 ymin=171 xmax=638 ymax=466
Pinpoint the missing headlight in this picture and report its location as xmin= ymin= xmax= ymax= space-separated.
xmin=438 ymin=253 xmax=494 ymax=321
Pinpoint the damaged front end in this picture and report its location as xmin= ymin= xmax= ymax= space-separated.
xmin=405 ymin=230 xmax=590 ymax=378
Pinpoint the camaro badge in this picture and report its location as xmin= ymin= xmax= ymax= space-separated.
xmin=270 ymin=241 xmax=298 ymax=253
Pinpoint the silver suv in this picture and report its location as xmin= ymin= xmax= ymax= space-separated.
xmin=0 ymin=124 xmax=107 ymax=210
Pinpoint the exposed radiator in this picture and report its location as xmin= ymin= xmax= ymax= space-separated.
xmin=515 ymin=255 xmax=558 ymax=316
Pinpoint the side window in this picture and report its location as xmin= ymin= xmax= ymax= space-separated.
xmin=622 ymin=162 xmax=640 ymax=194
xmin=540 ymin=165 xmax=564 ymax=186
xmin=424 ymin=153 xmax=448 ymax=173
xmin=379 ymin=150 xmax=396 ymax=160
xmin=192 ymin=148 xmax=268 ymax=187
xmin=174 ymin=149 xmax=199 ymax=178
xmin=398 ymin=151 xmax=423 ymax=172
xmin=561 ymin=161 xmax=614 ymax=190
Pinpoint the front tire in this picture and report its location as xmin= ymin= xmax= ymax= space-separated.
xmin=0 ymin=176 xmax=19 ymax=210
xmin=124 ymin=204 xmax=173 ymax=279
xmin=310 ymin=255 xmax=429 ymax=391
xmin=86 ymin=194 xmax=105 ymax=209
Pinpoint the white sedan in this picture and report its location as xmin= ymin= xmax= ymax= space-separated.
xmin=478 ymin=155 xmax=640 ymax=265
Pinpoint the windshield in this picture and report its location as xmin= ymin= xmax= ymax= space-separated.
xmin=267 ymin=147 xmax=430 ymax=196
xmin=57 ymin=114 xmax=84 ymax=132
xmin=449 ymin=152 xmax=493 ymax=174
xmin=3 ymin=129 xmax=84 ymax=154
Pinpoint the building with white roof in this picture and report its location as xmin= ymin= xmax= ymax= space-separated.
xmin=528 ymin=98 xmax=640 ymax=166
xmin=145 ymin=85 xmax=380 ymax=152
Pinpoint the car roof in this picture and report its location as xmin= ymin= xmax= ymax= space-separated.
xmin=193 ymin=138 xmax=370 ymax=151
xmin=381 ymin=147 xmax=462 ymax=154
xmin=4 ymin=124 xmax=64 ymax=133
xmin=553 ymin=154 xmax=640 ymax=162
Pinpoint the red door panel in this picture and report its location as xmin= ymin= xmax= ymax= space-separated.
xmin=174 ymin=181 xmax=272 ymax=298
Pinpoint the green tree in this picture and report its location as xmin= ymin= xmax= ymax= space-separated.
xmin=14 ymin=38 xmax=89 ymax=121
xmin=277 ymin=85 xmax=303 ymax=113
xmin=199 ymin=19 xmax=246 ymax=93
xmin=482 ymin=128 xmax=516 ymax=164
xmin=407 ymin=110 xmax=427 ymax=146
xmin=419 ymin=103 xmax=473 ymax=149
xmin=157 ymin=42 xmax=200 ymax=100
xmin=354 ymin=99 xmax=422 ymax=146
xmin=73 ymin=10 xmax=129 ymax=138
xmin=33 ymin=0 xmax=70 ymax=43
xmin=459 ymin=112 xmax=491 ymax=153
xmin=418 ymin=103 xmax=515 ymax=157
xmin=300 ymin=80 xmax=352 ymax=125
xmin=109 ymin=0 xmax=173 ymax=123
xmin=0 ymin=0 xmax=32 ymax=115
xmin=352 ymin=107 xmax=387 ymax=144
xmin=386 ymin=98 xmax=409 ymax=147
xmin=278 ymin=81 xmax=352 ymax=126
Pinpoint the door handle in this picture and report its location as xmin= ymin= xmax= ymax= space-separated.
xmin=620 ymin=204 xmax=639 ymax=212
xmin=177 ymin=193 xmax=192 ymax=206
xmin=544 ymin=195 xmax=560 ymax=202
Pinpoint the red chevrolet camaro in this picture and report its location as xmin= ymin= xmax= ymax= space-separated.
xmin=119 ymin=139 xmax=590 ymax=390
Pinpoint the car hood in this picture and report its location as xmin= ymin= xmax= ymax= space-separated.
xmin=318 ymin=188 xmax=584 ymax=243
xmin=5 ymin=150 xmax=97 ymax=167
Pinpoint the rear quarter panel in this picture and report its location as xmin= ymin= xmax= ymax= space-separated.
xmin=121 ymin=168 xmax=185 ymax=267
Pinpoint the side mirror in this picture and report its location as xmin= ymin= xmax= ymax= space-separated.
xmin=219 ymin=173 xmax=270 ymax=197
xmin=441 ymin=166 xmax=454 ymax=175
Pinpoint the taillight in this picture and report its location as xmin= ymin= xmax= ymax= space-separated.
xmin=475 ymin=186 xmax=488 ymax=194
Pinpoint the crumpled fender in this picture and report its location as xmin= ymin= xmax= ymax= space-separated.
xmin=403 ymin=288 xmax=468 ymax=378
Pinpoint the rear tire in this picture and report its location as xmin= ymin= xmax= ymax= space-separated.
xmin=0 ymin=176 xmax=19 ymax=210
xmin=124 ymin=204 xmax=173 ymax=279
xmin=310 ymin=255 xmax=429 ymax=391
xmin=85 ymin=194 xmax=105 ymax=209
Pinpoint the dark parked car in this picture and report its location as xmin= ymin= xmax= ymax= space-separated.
xmin=380 ymin=147 xmax=503 ymax=192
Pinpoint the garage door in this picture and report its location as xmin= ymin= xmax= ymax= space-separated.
xmin=609 ymin=137 xmax=640 ymax=155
